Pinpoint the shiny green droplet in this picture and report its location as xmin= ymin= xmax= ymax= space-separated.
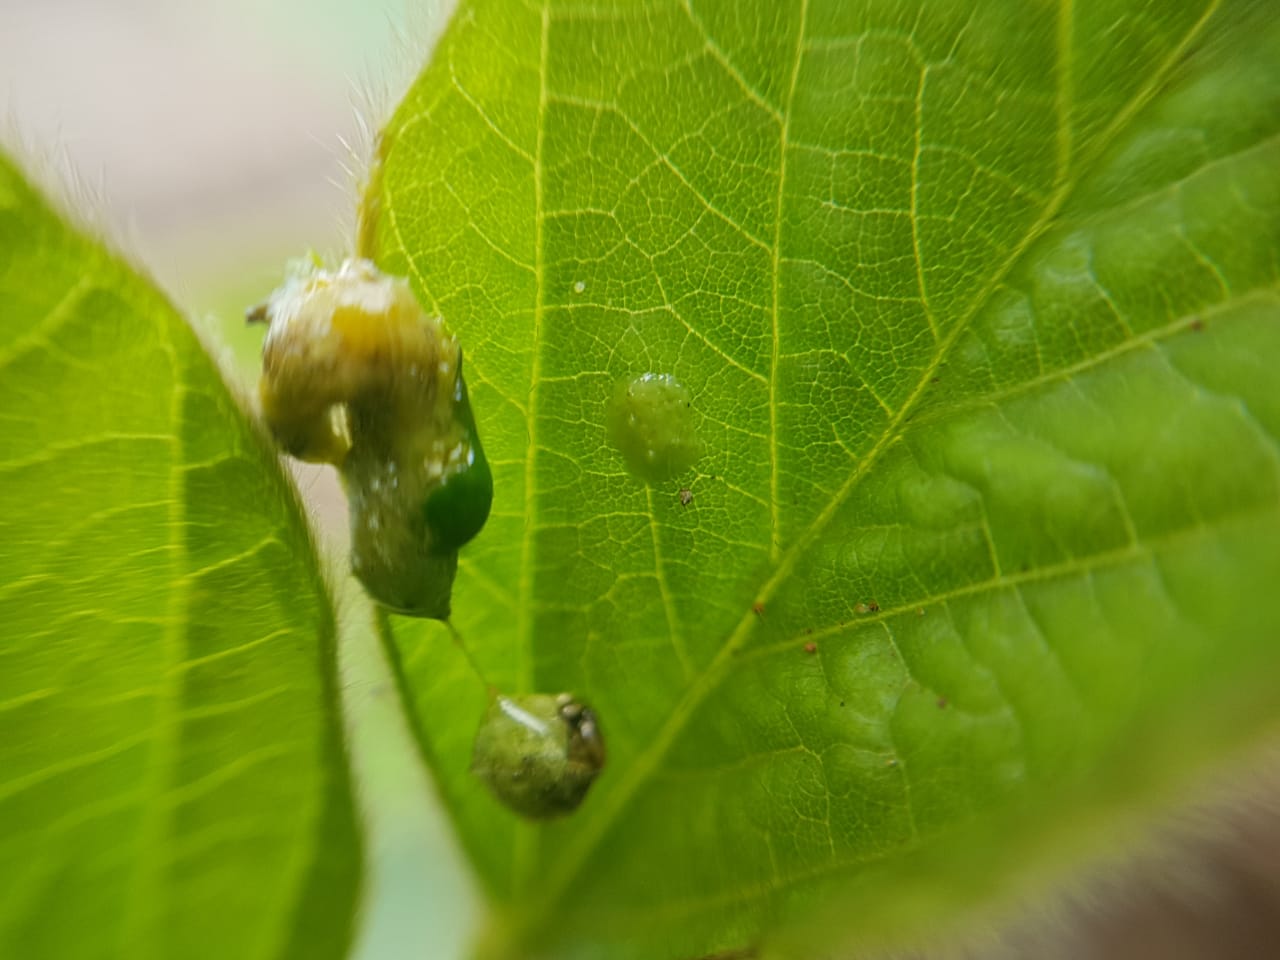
xmin=423 ymin=357 xmax=493 ymax=552
xmin=606 ymin=373 xmax=701 ymax=484
xmin=471 ymin=693 xmax=606 ymax=820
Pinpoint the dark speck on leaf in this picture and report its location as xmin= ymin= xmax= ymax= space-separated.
xmin=867 ymin=600 xmax=880 ymax=612
xmin=678 ymin=487 xmax=693 ymax=507
xmin=937 ymin=697 xmax=948 ymax=709
xmin=803 ymin=641 xmax=817 ymax=654
xmin=751 ymin=601 xmax=765 ymax=616
xmin=1190 ymin=316 xmax=1204 ymax=331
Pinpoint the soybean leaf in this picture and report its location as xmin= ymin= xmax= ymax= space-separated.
xmin=362 ymin=2 xmax=1280 ymax=957
xmin=0 ymin=154 xmax=361 ymax=959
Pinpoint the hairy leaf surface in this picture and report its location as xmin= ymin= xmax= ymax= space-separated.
xmin=362 ymin=2 xmax=1280 ymax=957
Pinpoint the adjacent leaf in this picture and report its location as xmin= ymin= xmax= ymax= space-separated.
xmin=0 ymin=154 xmax=361 ymax=959
xmin=361 ymin=2 xmax=1280 ymax=957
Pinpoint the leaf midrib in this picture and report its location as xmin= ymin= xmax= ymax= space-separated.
xmin=765 ymin=0 xmax=811 ymax=566
xmin=510 ymin=0 xmax=1225 ymax=939
xmin=511 ymin=0 xmax=554 ymax=898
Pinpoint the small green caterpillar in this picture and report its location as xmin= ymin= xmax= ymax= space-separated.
xmin=471 ymin=692 xmax=606 ymax=819
xmin=250 ymin=257 xmax=492 ymax=618
xmin=606 ymin=372 xmax=701 ymax=484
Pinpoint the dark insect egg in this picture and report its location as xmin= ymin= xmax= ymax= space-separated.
xmin=471 ymin=692 xmax=606 ymax=820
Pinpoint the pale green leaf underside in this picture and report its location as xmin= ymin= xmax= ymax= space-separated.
xmin=366 ymin=2 xmax=1280 ymax=957
xmin=0 ymin=155 xmax=361 ymax=959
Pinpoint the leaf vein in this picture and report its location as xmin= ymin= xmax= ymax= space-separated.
xmin=520 ymin=7 xmax=1231 ymax=926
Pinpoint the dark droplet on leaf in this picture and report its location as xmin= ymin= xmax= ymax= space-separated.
xmin=471 ymin=692 xmax=606 ymax=819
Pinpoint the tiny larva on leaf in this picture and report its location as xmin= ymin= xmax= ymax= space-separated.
xmin=606 ymin=372 xmax=702 ymax=484
xmin=471 ymin=692 xmax=606 ymax=820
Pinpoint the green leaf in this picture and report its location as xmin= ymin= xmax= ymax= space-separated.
xmin=0 ymin=154 xmax=361 ymax=958
xmin=361 ymin=1 xmax=1280 ymax=957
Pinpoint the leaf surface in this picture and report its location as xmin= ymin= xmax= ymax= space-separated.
xmin=363 ymin=2 xmax=1280 ymax=957
xmin=0 ymin=154 xmax=361 ymax=959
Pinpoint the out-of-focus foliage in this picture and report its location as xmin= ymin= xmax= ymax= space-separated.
xmin=0 ymin=153 xmax=361 ymax=960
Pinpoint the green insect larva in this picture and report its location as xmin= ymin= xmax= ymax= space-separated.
xmin=251 ymin=257 xmax=492 ymax=618
xmin=471 ymin=692 xmax=606 ymax=819
xmin=605 ymin=372 xmax=702 ymax=484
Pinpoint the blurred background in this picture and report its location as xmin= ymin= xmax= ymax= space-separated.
xmin=3 ymin=0 xmax=403 ymax=332
xmin=3 ymin=2 xmax=1277 ymax=958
